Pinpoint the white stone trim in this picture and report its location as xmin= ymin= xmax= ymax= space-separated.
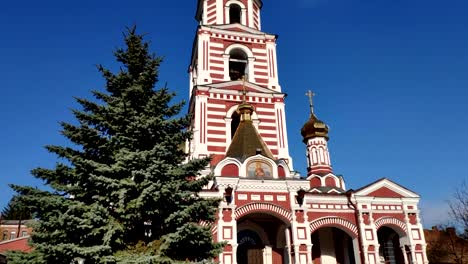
xmin=309 ymin=217 xmax=359 ymax=237
xmin=235 ymin=202 xmax=293 ymax=222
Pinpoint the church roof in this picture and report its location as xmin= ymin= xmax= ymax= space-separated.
xmin=225 ymin=120 xmax=274 ymax=161
xmin=354 ymin=178 xmax=420 ymax=198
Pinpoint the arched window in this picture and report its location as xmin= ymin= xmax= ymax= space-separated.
xmin=325 ymin=176 xmax=337 ymax=187
xmin=231 ymin=111 xmax=240 ymax=138
xmin=221 ymin=164 xmax=239 ymax=177
xmin=2 ymin=231 xmax=7 ymax=241
xmin=229 ymin=4 xmax=242 ymax=24
xmin=229 ymin=49 xmax=248 ymax=81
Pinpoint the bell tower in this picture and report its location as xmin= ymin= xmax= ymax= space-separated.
xmin=188 ymin=0 xmax=292 ymax=169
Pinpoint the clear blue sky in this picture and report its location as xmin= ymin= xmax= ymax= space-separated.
xmin=1 ymin=0 xmax=467 ymax=227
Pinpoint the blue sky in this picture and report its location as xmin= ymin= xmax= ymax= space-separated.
xmin=0 ymin=0 xmax=467 ymax=227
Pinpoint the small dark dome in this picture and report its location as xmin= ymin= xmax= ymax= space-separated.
xmin=301 ymin=114 xmax=329 ymax=143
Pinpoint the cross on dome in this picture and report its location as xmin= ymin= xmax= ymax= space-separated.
xmin=305 ymin=90 xmax=315 ymax=116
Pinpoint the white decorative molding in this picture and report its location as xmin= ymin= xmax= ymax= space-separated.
xmin=374 ymin=217 xmax=408 ymax=233
xmin=309 ymin=217 xmax=359 ymax=237
xmin=235 ymin=202 xmax=292 ymax=222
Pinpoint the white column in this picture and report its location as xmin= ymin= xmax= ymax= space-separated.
xmin=223 ymin=54 xmax=230 ymax=81
xmin=357 ymin=211 xmax=370 ymax=264
xmin=203 ymin=0 xmax=208 ymax=24
xmin=257 ymin=5 xmax=262 ymax=30
xmin=197 ymin=34 xmax=212 ymax=85
xmin=217 ymin=0 xmax=224 ymax=24
xmin=352 ymin=238 xmax=361 ymax=264
xmin=285 ymin=227 xmax=292 ymax=264
xmin=266 ymin=42 xmax=280 ymax=90
xmin=247 ymin=0 xmax=253 ymax=27
xmin=274 ymin=101 xmax=293 ymax=170
xmin=263 ymin=246 xmax=273 ymax=264
xmin=232 ymin=208 xmax=238 ymax=264
xmin=400 ymin=246 xmax=409 ymax=264
xmin=192 ymin=95 xmax=208 ymax=157
xmin=241 ymin=8 xmax=247 ymax=26
xmin=247 ymin=57 xmax=255 ymax=82
xmin=271 ymin=43 xmax=280 ymax=90
xmin=225 ymin=6 xmax=230 ymax=24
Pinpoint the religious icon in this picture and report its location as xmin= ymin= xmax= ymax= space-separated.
xmin=247 ymin=161 xmax=272 ymax=178
xmin=255 ymin=163 xmax=265 ymax=177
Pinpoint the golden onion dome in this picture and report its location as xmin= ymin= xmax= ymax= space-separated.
xmin=301 ymin=113 xmax=329 ymax=142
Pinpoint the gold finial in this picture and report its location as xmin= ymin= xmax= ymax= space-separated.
xmin=241 ymin=76 xmax=247 ymax=103
xmin=305 ymin=90 xmax=315 ymax=115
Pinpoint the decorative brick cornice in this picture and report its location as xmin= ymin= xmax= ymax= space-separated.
xmin=310 ymin=217 xmax=358 ymax=237
xmin=374 ymin=217 xmax=407 ymax=233
xmin=235 ymin=202 xmax=292 ymax=222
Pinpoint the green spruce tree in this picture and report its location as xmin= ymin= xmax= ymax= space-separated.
xmin=8 ymin=27 xmax=222 ymax=264
xmin=1 ymin=195 xmax=33 ymax=220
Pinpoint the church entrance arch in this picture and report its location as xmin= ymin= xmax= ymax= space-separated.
xmin=236 ymin=212 xmax=290 ymax=264
xmin=377 ymin=226 xmax=407 ymax=264
xmin=311 ymin=227 xmax=358 ymax=264
xmin=310 ymin=217 xmax=360 ymax=264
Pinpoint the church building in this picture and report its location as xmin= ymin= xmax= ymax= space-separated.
xmin=187 ymin=1 xmax=428 ymax=263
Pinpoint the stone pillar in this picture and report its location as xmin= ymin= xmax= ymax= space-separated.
xmin=410 ymin=245 xmax=417 ymax=264
xmin=223 ymin=54 xmax=230 ymax=81
xmin=401 ymin=245 xmax=409 ymax=264
xmin=263 ymin=245 xmax=273 ymax=264
xmin=285 ymin=227 xmax=292 ymax=264
xmin=241 ymin=8 xmax=247 ymax=26
xmin=247 ymin=57 xmax=255 ymax=82
xmin=225 ymin=6 xmax=230 ymax=24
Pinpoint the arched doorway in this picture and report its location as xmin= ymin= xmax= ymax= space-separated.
xmin=237 ymin=229 xmax=264 ymax=264
xmin=311 ymin=227 xmax=358 ymax=264
xmin=377 ymin=226 xmax=406 ymax=264
xmin=237 ymin=213 xmax=289 ymax=264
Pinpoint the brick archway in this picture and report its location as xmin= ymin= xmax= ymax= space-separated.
xmin=310 ymin=217 xmax=359 ymax=238
xmin=374 ymin=217 xmax=407 ymax=235
xmin=235 ymin=203 xmax=292 ymax=223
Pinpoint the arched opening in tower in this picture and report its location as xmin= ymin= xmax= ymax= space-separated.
xmin=229 ymin=49 xmax=248 ymax=81
xmin=377 ymin=226 xmax=406 ymax=264
xmin=311 ymin=227 xmax=358 ymax=264
xmin=229 ymin=4 xmax=242 ymax=24
xmin=231 ymin=111 xmax=240 ymax=139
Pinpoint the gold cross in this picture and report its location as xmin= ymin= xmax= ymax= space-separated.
xmin=241 ymin=76 xmax=247 ymax=102
xmin=305 ymin=90 xmax=315 ymax=115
